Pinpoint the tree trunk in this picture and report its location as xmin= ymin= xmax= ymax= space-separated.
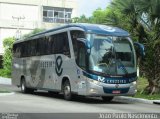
xmin=143 ymin=42 xmax=160 ymax=94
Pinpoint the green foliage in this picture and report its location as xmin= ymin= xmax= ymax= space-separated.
xmin=135 ymin=92 xmax=160 ymax=100
xmin=23 ymin=28 xmax=45 ymax=38
xmin=2 ymin=37 xmax=15 ymax=69
xmin=0 ymin=69 xmax=11 ymax=78
xmin=92 ymin=8 xmax=107 ymax=24
xmin=3 ymin=37 xmax=15 ymax=48
xmin=1 ymin=37 xmax=15 ymax=77
xmin=0 ymin=83 xmax=11 ymax=93
xmin=137 ymin=77 xmax=148 ymax=92
xmin=134 ymin=77 xmax=160 ymax=100
xmin=0 ymin=28 xmax=45 ymax=78
xmin=72 ymin=15 xmax=92 ymax=23
xmin=110 ymin=0 xmax=160 ymax=94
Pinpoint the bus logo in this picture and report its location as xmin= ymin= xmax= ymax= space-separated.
xmin=98 ymin=76 xmax=105 ymax=83
xmin=55 ymin=56 xmax=63 ymax=76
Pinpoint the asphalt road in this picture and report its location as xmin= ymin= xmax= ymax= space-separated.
xmin=0 ymin=84 xmax=160 ymax=113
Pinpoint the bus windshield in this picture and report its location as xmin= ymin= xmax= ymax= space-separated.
xmin=87 ymin=34 xmax=136 ymax=75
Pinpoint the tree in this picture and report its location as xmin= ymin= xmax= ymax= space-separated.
xmin=72 ymin=15 xmax=92 ymax=23
xmin=23 ymin=28 xmax=45 ymax=38
xmin=110 ymin=0 xmax=160 ymax=94
xmin=135 ymin=0 xmax=160 ymax=94
xmin=92 ymin=8 xmax=107 ymax=24
xmin=2 ymin=37 xmax=15 ymax=77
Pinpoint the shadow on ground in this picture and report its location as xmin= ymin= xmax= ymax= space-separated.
xmin=0 ymin=84 xmax=130 ymax=104
xmin=17 ymin=90 xmax=130 ymax=105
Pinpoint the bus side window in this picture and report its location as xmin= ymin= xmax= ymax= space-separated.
xmin=13 ymin=44 xmax=17 ymax=58
xmin=36 ymin=39 xmax=40 ymax=56
xmin=78 ymin=46 xmax=86 ymax=69
xmin=50 ymin=36 xmax=55 ymax=54
xmin=77 ymin=41 xmax=86 ymax=69
xmin=54 ymin=32 xmax=70 ymax=57
xmin=30 ymin=41 xmax=35 ymax=56
xmin=39 ymin=37 xmax=46 ymax=55
xmin=62 ymin=32 xmax=70 ymax=57
xmin=70 ymin=30 xmax=85 ymax=60
xmin=47 ymin=36 xmax=53 ymax=54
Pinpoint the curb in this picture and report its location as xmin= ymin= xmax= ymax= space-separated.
xmin=114 ymin=96 xmax=155 ymax=104
xmin=0 ymin=77 xmax=11 ymax=85
xmin=153 ymin=100 xmax=160 ymax=105
xmin=0 ymin=92 xmax=15 ymax=96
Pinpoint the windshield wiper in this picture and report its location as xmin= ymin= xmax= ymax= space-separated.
xmin=117 ymin=59 xmax=128 ymax=75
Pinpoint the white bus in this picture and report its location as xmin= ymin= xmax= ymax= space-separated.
xmin=12 ymin=23 xmax=144 ymax=101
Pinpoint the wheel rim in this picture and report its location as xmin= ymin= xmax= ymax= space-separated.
xmin=64 ymin=85 xmax=70 ymax=97
xmin=21 ymin=81 xmax=25 ymax=91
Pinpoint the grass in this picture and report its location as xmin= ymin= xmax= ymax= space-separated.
xmin=0 ymin=90 xmax=10 ymax=93
xmin=0 ymin=88 xmax=10 ymax=93
xmin=0 ymin=84 xmax=11 ymax=93
xmin=136 ymin=77 xmax=149 ymax=92
xmin=134 ymin=77 xmax=160 ymax=100
xmin=0 ymin=68 xmax=11 ymax=78
xmin=135 ymin=92 xmax=160 ymax=100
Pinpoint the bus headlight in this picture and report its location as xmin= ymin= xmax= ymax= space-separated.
xmin=87 ymin=78 xmax=99 ymax=85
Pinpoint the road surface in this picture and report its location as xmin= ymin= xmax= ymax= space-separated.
xmin=0 ymin=84 xmax=160 ymax=113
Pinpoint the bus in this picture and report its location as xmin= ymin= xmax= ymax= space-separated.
xmin=12 ymin=23 xmax=144 ymax=101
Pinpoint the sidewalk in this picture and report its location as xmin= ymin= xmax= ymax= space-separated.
xmin=114 ymin=96 xmax=153 ymax=104
xmin=0 ymin=77 xmax=11 ymax=85
xmin=114 ymin=96 xmax=160 ymax=105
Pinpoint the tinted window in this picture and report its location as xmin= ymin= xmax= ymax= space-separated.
xmin=70 ymin=30 xmax=85 ymax=59
xmin=77 ymin=41 xmax=86 ymax=69
xmin=53 ymin=32 xmax=70 ymax=57
xmin=13 ymin=32 xmax=70 ymax=58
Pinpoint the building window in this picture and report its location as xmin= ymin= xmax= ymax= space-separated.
xmin=43 ymin=11 xmax=47 ymax=17
xmin=54 ymin=11 xmax=58 ymax=17
xmin=43 ymin=6 xmax=72 ymax=23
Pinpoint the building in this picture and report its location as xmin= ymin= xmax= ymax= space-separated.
xmin=0 ymin=0 xmax=77 ymax=68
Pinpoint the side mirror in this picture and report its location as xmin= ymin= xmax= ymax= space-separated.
xmin=134 ymin=42 xmax=145 ymax=59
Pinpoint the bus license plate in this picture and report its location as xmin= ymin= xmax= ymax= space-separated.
xmin=112 ymin=90 xmax=121 ymax=94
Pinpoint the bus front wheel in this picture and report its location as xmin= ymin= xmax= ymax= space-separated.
xmin=63 ymin=80 xmax=72 ymax=101
xmin=101 ymin=96 xmax=114 ymax=102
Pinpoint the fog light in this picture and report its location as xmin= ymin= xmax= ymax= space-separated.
xmin=90 ymin=88 xmax=97 ymax=93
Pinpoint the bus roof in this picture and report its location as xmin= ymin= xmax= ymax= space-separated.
xmin=14 ymin=23 xmax=130 ymax=43
xmin=34 ymin=23 xmax=130 ymax=37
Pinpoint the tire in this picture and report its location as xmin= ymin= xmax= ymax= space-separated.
xmin=21 ymin=78 xmax=33 ymax=93
xmin=63 ymin=80 xmax=72 ymax=101
xmin=101 ymin=96 xmax=114 ymax=102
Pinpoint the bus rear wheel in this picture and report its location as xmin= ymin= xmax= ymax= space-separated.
xmin=21 ymin=78 xmax=33 ymax=93
xmin=63 ymin=80 xmax=72 ymax=101
xmin=101 ymin=96 xmax=114 ymax=102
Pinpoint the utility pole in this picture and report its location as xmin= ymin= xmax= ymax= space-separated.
xmin=12 ymin=16 xmax=25 ymax=40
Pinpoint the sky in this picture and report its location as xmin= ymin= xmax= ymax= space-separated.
xmin=77 ymin=0 xmax=112 ymax=17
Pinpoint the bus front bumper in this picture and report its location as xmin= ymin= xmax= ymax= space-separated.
xmin=78 ymin=79 xmax=137 ymax=97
